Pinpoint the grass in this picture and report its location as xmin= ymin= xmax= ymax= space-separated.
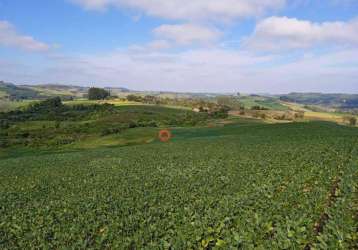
xmin=0 ymin=90 xmax=8 ymax=98
xmin=66 ymin=127 xmax=158 ymax=149
xmin=237 ymin=96 xmax=289 ymax=111
xmin=0 ymin=102 xmax=214 ymax=157
xmin=0 ymin=100 xmax=35 ymax=112
xmin=30 ymin=86 xmax=78 ymax=97
xmin=281 ymin=101 xmax=358 ymax=126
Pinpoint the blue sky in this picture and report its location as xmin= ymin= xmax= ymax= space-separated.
xmin=0 ymin=0 xmax=357 ymax=93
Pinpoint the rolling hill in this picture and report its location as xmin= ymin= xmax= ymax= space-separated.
xmin=279 ymin=92 xmax=358 ymax=109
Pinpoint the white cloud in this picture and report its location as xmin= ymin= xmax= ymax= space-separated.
xmin=71 ymin=0 xmax=286 ymax=22
xmin=0 ymin=21 xmax=50 ymax=52
xmin=153 ymin=24 xmax=222 ymax=45
xmin=4 ymin=45 xmax=356 ymax=93
xmin=127 ymin=40 xmax=172 ymax=53
xmin=147 ymin=40 xmax=172 ymax=50
xmin=245 ymin=16 xmax=358 ymax=51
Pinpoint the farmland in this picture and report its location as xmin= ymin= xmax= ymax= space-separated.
xmin=2 ymin=0 xmax=358 ymax=248
xmin=0 ymin=99 xmax=214 ymax=151
xmin=1 ymin=121 xmax=357 ymax=249
xmin=0 ymin=92 xmax=357 ymax=249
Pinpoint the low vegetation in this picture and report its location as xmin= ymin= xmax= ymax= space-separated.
xmin=0 ymin=122 xmax=357 ymax=248
xmin=280 ymin=92 xmax=358 ymax=111
xmin=88 ymin=87 xmax=110 ymax=100
xmin=0 ymin=97 xmax=216 ymax=149
xmin=1 ymin=84 xmax=357 ymax=249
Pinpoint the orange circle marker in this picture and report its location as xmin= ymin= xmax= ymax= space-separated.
xmin=158 ymin=129 xmax=172 ymax=142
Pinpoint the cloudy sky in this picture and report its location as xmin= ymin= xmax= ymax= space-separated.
xmin=0 ymin=0 xmax=357 ymax=93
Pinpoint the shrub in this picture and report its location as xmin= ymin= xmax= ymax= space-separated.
xmin=55 ymin=121 xmax=61 ymax=129
xmin=0 ymin=139 xmax=8 ymax=148
xmin=88 ymin=88 xmax=110 ymax=100
xmin=0 ymin=120 xmax=10 ymax=129
xmin=128 ymin=121 xmax=138 ymax=128
xmin=294 ymin=111 xmax=305 ymax=119
xmin=343 ymin=116 xmax=357 ymax=126
xmin=126 ymin=95 xmax=143 ymax=102
xmin=251 ymin=106 xmax=269 ymax=111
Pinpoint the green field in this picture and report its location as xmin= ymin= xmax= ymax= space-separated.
xmin=0 ymin=100 xmax=35 ymax=113
xmin=0 ymin=102 xmax=213 ymax=152
xmin=1 ymin=121 xmax=357 ymax=249
xmin=238 ymin=96 xmax=289 ymax=111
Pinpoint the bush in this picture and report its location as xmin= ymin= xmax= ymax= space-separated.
xmin=28 ymin=97 xmax=64 ymax=113
xmin=343 ymin=116 xmax=357 ymax=126
xmin=251 ymin=106 xmax=269 ymax=111
xmin=88 ymin=88 xmax=110 ymax=100
xmin=126 ymin=95 xmax=143 ymax=102
xmin=128 ymin=121 xmax=138 ymax=128
xmin=0 ymin=139 xmax=8 ymax=148
xmin=0 ymin=120 xmax=10 ymax=129
xmin=294 ymin=111 xmax=305 ymax=119
xmin=55 ymin=121 xmax=61 ymax=129
xmin=100 ymin=128 xmax=122 ymax=136
xmin=137 ymin=120 xmax=158 ymax=127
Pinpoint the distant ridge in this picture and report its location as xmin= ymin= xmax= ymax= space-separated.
xmin=0 ymin=81 xmax=132 ymax=100
xmin=280 ymin=92 xmax=358 ymax=109
xmin=2 ymin=81 xmax=358 ymax=110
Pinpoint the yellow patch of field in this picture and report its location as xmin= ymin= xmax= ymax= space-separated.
xmin=281 ymin=101 xmax=358 ymax=126
xmin=280 ymin=101 xmax=311 ymax=112
xmin=64 ymin=99 xmax=192 ymax=111
xmin=64 ymin=99 xmax=139 ymax=106
xmin=303 ymin=112 xmax=350 ymax=125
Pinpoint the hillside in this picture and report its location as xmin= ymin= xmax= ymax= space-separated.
xmin=1 ymin=121 xmax=357 ymax=249
xmin=0 ymin=97 xmax=357 ymax=249
xmin=279 ymin=93 xmax=358 ymax=109
xmin=3 ymin=81 xmax=357 ymax=113
xmin=0 ymin=81 xmax=230 ymax=102
xmin=0 ymin=81 xmax=44 ymax=100
xmin=237 ymin=95 xmax=288 ymax=111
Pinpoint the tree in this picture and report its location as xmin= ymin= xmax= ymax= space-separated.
xmin=143 ymin=95 xmax=157 ymax=104
xmin=294 ymin=111 xmax=305 ymax=119
xmin=88 ymin=88 xmax=110 ymax=100
xmin=251 ymin=105 xmax=269 ymax=111
xmin=126 ymin=95 xmax=143 ymax=102
xmin=216 ymin=96 xmax=242 ymax=110
xmin=343 ymin=116 xmax=357 ymax=126
xmin=28 ymin=97 xmax=64 ymax=112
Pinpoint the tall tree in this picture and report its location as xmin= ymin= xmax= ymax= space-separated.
xmin=88 ymin=87 xmax=110 ymax=100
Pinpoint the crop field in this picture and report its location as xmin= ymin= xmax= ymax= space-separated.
xmin=0 ymin=100 xmax=34 ymax=113
xmin=0 ymin=122 xmax=357 ymax=249
xmin=237 ymin=96 xmax=289 ymax=111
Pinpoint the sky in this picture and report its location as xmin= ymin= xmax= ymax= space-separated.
xmin=0 ymin=0 xmax=357 ymax=93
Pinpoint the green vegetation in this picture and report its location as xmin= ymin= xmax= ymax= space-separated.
xmin=0 ymin=81 xmax=43 ymax=100
xmin=237 ymin=95 xmax=289 ymax=111
xmin=0 ymin=98 xmax=213 ymax=149
xmin=0 ymin=122 xmax=357 ymax=248
xmin=280 ymin=93 xmax=358 ymax=110
xmin=0 ymin=84 xmax=357 ymax=249
xmin=88 ymin=87 xmax=110 ymax=100
xmin=0 ymin=100 xmax=34 ymax=113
